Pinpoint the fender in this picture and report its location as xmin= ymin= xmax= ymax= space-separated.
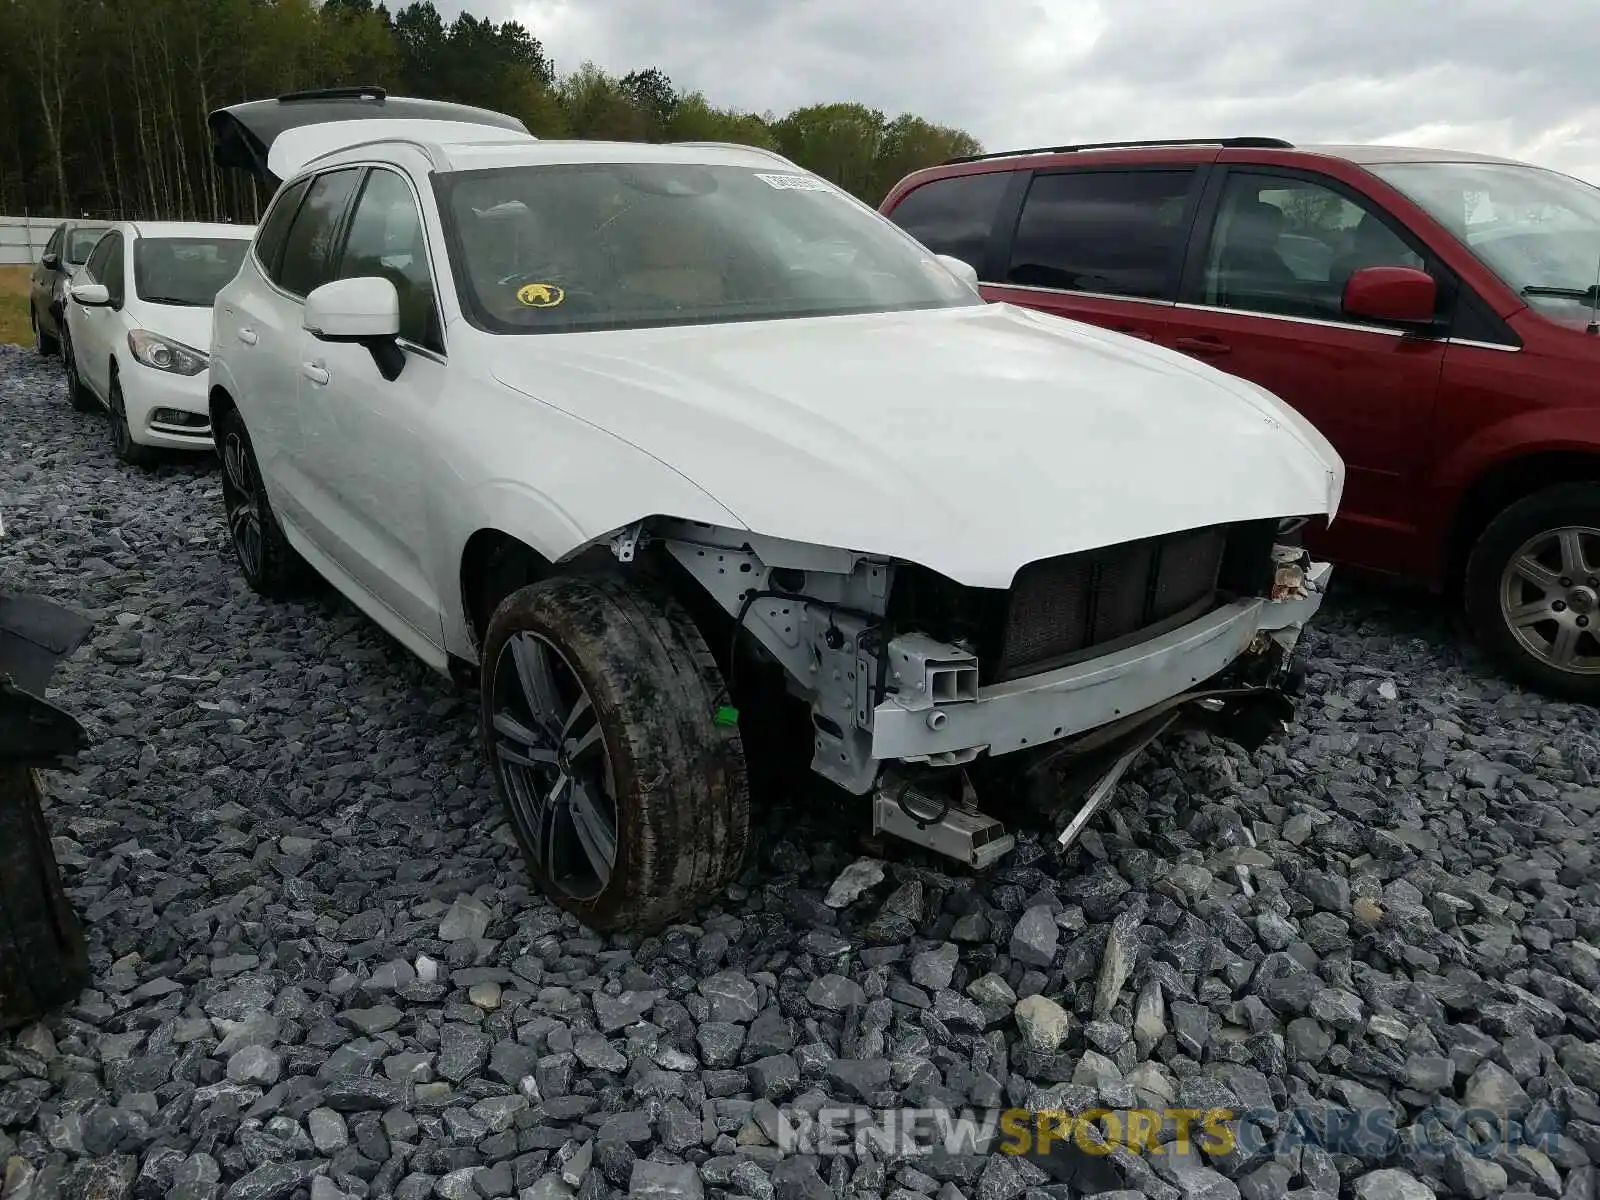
xmin=1418 ymin=407 xmax=1600 ymax=579
xmin=435 ymin=476 xmax=745 ymax=660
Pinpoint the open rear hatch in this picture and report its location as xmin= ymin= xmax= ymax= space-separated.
xmin=209 ymin=85 xmax=533 ymax=183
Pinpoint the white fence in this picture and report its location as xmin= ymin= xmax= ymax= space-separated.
xmin=0 ymin=216 xmax=59 ymax=267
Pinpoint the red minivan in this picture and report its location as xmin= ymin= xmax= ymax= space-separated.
xmin=882 ymin=136 xmax=1600 ymax=702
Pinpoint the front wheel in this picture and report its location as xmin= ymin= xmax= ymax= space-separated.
xmin=480 ymin=574 xmax=749 ymax=932
xmin=1465 ymin=482 xmax=1600 ymax=702
xmin=108 ymin=378 xmax=157 ymax=467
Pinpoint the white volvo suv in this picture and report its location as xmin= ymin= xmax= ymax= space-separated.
xmin=206 ymin=88 xmax=1344 ymax=931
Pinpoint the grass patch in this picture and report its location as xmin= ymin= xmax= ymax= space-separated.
xmin=0 ymin=265 xmax=33 ymax=347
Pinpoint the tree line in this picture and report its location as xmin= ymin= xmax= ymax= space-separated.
xmin=0 ymin=0 xmax=982 ymax=223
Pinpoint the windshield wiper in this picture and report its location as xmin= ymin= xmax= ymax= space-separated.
xmin=1522 ymin=284 xmax=1600 ymax=300
xmin=139 ymin=296 xmax=204 ymax=307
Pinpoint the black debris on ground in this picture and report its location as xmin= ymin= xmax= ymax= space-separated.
xmin=3 ymin=343 xmax=1599 ymax=1200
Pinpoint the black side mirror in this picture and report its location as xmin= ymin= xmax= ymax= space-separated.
xmin=40 ymin=252 xmax=60 ymax=271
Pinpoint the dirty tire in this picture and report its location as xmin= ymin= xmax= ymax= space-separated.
xmin=481 ymin=574 xmax=749 ymax=932
xmin=109 ymin=377 xmax=157 ymax=467
xmin=1465 ymin=482 xmax=1600 ymax=703
xmin=215 ymin=405 xmax=305 ymax=598
xmin=0 ymin=765 xmax=89 ymax=1029
xmin=62 ymin=330 xmax=95 ymax=411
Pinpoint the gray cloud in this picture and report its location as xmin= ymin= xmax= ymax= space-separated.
xmin=443 ymin=0 xmax=1600 ymax=182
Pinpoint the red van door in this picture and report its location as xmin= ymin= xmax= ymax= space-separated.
xmin=1161 ymin=167 xmax=1447 ymax=575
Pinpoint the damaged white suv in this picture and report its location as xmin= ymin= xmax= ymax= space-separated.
xmin=206 ymin=88 xmax=1343 ymax=931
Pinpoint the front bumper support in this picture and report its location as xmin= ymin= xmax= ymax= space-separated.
xmin=870 ymin=562 xmax=1328 ymax=764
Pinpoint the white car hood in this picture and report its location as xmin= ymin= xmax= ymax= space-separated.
xmin=488 ymin=302 xmax=1344 ymax=588
xmin=130 ymin=304 xmax=214 ymax=353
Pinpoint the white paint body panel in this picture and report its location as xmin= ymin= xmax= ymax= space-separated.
xmin=484 ymin=301 xmax=1343 ymax=588
xmin=268 ymin=119 xmax=535 ymax=181
xmin=209 ymin=132 xmax=1345 ymax=669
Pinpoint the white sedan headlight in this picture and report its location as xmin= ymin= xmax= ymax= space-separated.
xmin=127 ymin=330 xmax=208 ymax=376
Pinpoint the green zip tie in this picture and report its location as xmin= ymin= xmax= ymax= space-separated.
xmin=713 ymin=705 xmax=740 ymax=727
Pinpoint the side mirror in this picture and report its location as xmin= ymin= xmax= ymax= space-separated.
xmin=305 ymin=277 xmax=405 ymax=381
xmin=935 ymin=253 xmax=980 ymax=289
xmin=40 ymin=251 xmax=60 ymax=271
xmin=1342 ymin=266 xmax=1436 ymax=325
xmin=70 ymin=282 xmax=111 ymax=307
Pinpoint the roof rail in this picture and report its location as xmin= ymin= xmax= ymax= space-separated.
xmin=672 ymin=141 xmax=796 ymax=164
xmin=942 ymin=136 xmax=1294 ymax=165
xmin=277 ymin=85 xmax=387 ymax=104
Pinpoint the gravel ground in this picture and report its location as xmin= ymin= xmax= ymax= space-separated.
xmin=2 ymin=340 xmax=1600 ymax=1200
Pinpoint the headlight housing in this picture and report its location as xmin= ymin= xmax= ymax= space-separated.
xmin=127 ymin=330 xmax=208 ymax=376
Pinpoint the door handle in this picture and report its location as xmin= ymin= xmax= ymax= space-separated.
xmin=1112 ymin=326 xmax=1156 ymax=342
xmin=237 ymin=327 xmax=258 ymax=345
xmin=1174 ymin=336 xmax=1230 ymax=356
xmin=301 ymin=362 xmax=330 ymax=386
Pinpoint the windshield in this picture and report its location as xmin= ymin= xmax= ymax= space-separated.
xmin=1371 ymin=160 xmax=1600 ymax=317
xmin=133 ymin=237 xmax=250 ymax=307
xmin=436 ymin=162 xmax=981 ymax=334
xmin=65 ymin=226 xmax=109 ymax=265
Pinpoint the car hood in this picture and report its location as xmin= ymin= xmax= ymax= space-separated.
xmin=487 ymin=302 xmax=1344 ymax=588
xmin=130 ymin=304 xmax=214 ymax=354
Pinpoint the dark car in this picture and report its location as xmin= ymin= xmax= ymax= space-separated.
xmin=882 ymin=136 xmax=1600 ymax=701
xmin=28 ymin=219 xmax=111 ymax=355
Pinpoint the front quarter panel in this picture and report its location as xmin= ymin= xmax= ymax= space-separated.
xmin=430 ymin=350 xmax=747 ymax=658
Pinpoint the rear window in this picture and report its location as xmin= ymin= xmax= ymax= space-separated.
xmin=135 ymin=237 xmax=251 ymax=307
xmin=278 ymin=168 xmax=363 ymax=297
xmin=887 ymin=172 xmax=1012 ymax=274
xmin=1005 ymin=169 xmax=1196 ymax=299
xmin=255 ymin=177 xmax=311 ymax=285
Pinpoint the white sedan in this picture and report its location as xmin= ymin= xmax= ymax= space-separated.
xmin=63 ymin=221 xmax=254 ymax=465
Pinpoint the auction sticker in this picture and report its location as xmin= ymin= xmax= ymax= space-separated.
xmin=755 ymin=173 xmax=833 ymax=192
xmin=517 ymin=282 xmax=565 ymax=308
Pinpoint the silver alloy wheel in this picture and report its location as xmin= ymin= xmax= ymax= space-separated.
xmin=1498 ymin=524 xmax=1600 ymax=675
xmin=491 ymin=631 xmax=618 ymax=899
xmin=220 ymin=431 xmax=264 ymax=579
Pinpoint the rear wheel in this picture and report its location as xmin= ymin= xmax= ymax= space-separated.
xmin=1466 ymin=482 xmax=1600 ymax=703
xmin=62 ymin=330 xmax=94 ymax=412
xmin=215 ymin=405 xmax=304 ymax=597
xmin=481 ymin=574 xmax=749 ymax=932
xmin=108 ymin=376 xmax=157 ymax=467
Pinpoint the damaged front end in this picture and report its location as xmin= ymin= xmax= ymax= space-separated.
xmin=634 ymin=516 xmax=1329 ymax=870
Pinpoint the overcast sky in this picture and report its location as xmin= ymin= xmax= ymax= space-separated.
xmin=442 ymin=0 xmax=1600 ymax=185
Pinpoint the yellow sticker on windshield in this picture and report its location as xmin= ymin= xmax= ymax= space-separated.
xmin=516 ymin=282 xmax=565 ymax=308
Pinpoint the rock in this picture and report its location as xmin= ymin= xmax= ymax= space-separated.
xmin=1094 ymin=908 xmax=1143 ymax=1019
xmin=825 ymin=858 xmax=886 ymax=908
xmin=806 ymin=974 xmax=866 ymax=1011
xmin=627 ymin=1161 xmax=703 ymax=1200
xmin=1350 ymin=1170 xmax=1433 ymax=1200
xmin=439 ymin=896 xmax=491 ymax=941
xmin=1009 ymin=906 xmax=1059 ymax=968
xmin=911 ymin=944 xmax=960 ymax=991
xmin=222 ymin=1163 xmax=314 ymax=1200
xmin=226 ymin=1046 xmax=283 ymax=1087
xmin=770 ymin=1158 xmax=830 ymax=1200
xmin=700 ymin=972 xmax=760 ymax=1024
xmin=308 ymin=1109 xmax=349 ymax=1154
xmin=1464 ymin=1059 xmax=1530 ymax=1114
xmin=1013 ymin=995 xmax=1072 ymax=1054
